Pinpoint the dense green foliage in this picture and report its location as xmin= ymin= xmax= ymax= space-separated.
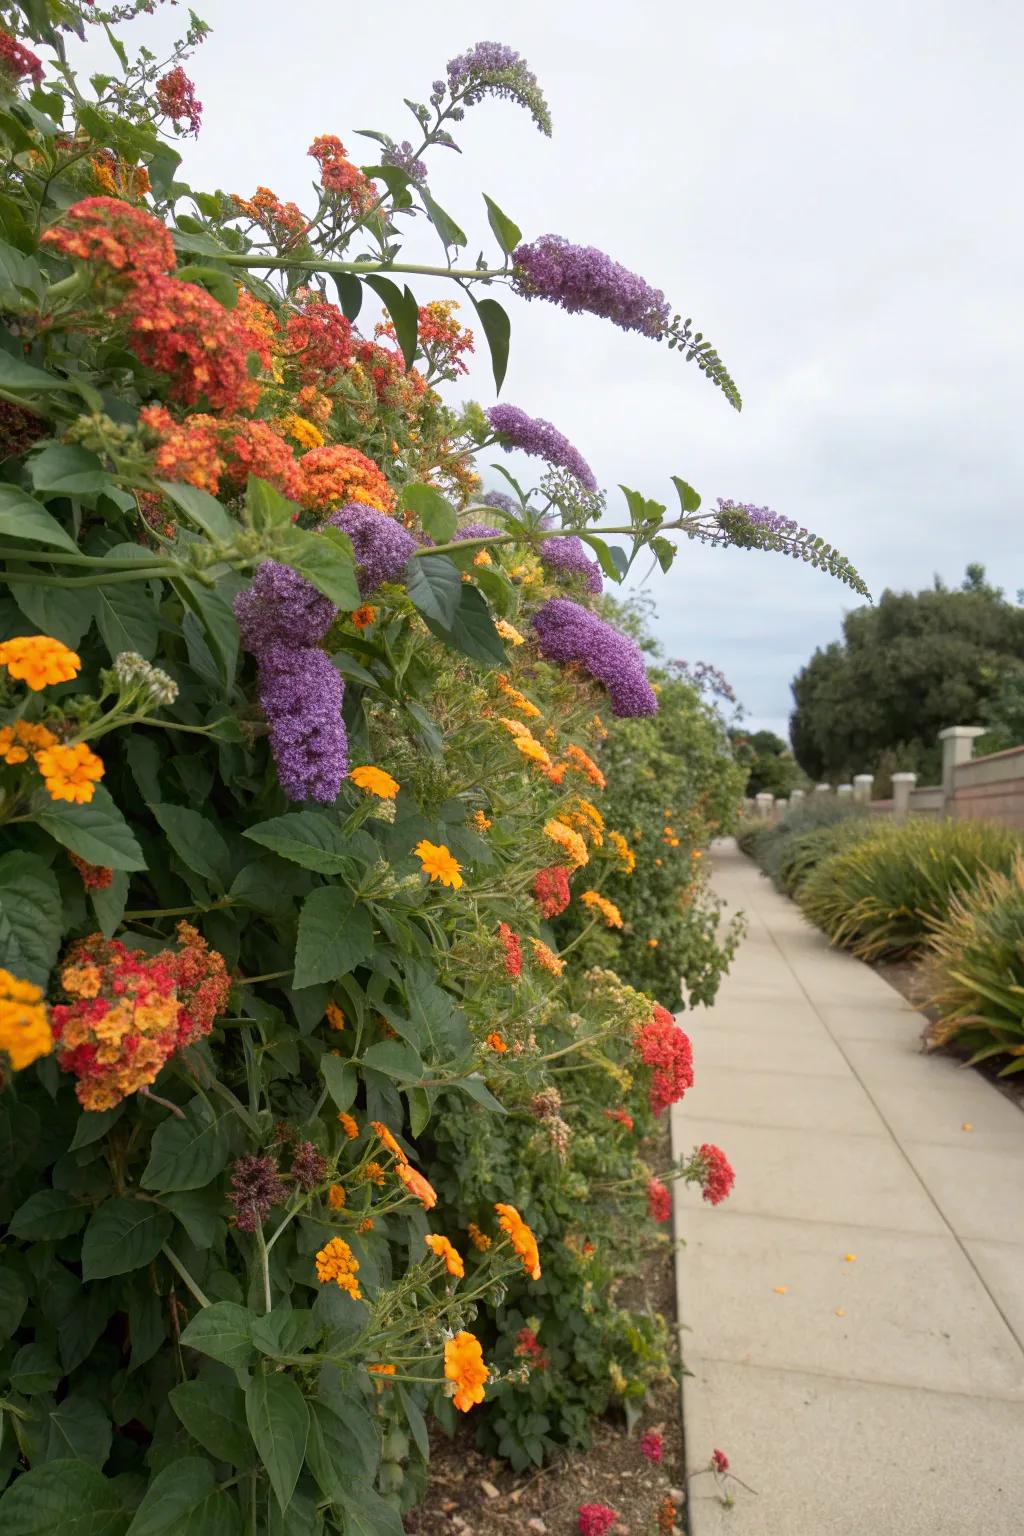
xmin=731 ymin=728 xmax=804 ymax=799
xmin=790 ymin=565 xmax=1024 ymax=783
xmin=738 ymin=796 xmax=869 ymax=896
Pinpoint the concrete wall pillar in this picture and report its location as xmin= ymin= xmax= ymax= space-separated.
xmin=755 ymin=792 xmax=774 ymax=821
xmin=837 ymin=783 xmax=854 ymax=800
xmin=814 ymin=783 xmax=831 ymax=795
xmin=775 ymin=797 xmax=789 ymax=817
xmin=790 ymin=788 xmax=806 ymax=807
xmin=939 ymin=726 xmax=986 ymax=803
xmin=853 ymin=774 xmax=874 ymax=805
xmin=891 ymin=772 xmax=918 ymax=821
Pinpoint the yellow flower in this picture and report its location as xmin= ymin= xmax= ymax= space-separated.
xmin=471 ymin=809 xmax=492 ymax=832
xmin=513 ymin=735 xmax=552 ymax=768
xmin=495 ymin=619 xmax=525 ymax=646
xmin=0 ymin=720 xmax=57 ymax=765
xmin=350 ymin=764 xmax=400 ymax=799
xmin=497 ymin=715 xmax=531 ymax=740
xmin=497 ymin=676 xmax=542 ymax=718
xmin=0 ymin=635 xmax=81 ymax=690
xmin=279 ymin=412 xmax=325 ymax=449
xmin=580 ymin=890 xmax=624 ymax=929
xmin=327 ymin=1184 xmax=347 ymax=1210
xmin=472 ymin=549 xmax=492 ymax=566
xmin=444 ymin=1331 xmax=488 ymax=1412
xmin=325 ymin=1001 xmax=345 ymax=1031
xmin=495 ymin=1201 xmax=541 ymax=1280
xmin=414 ymin=840 xmax=463 ymax=890
xmin=338 ymin=1111 xmax=359 ymax=1139
xmin=425 ymin=1233 xmax=465 ymax=1278
xmin=315 ymin=1236 xmax=362 ymax=1300
xmin=0 ymin=969 xmax=52 ymax=1071
xmin=543 ymin=818 xmax=589 ymax=869
xmin=565 ymin=743 xmax=606 ymax=789
xmin=608 ymin=829 xmax=636 ymax=874
xmin=35 ymin=742 xmax=104 ymax=804
xmin=467 ymin=1222 xmax=491 ymax=1252
xmin=529 ymin=937 xmax=565 ymax=976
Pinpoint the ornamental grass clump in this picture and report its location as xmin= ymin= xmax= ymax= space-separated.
xmin=798 ymin=818 xmax=1023 ymax=961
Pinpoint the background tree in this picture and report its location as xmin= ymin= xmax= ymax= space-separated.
xmin=790 ymin=565 xmax=1024 ymax=783
xmin=731 ymin=728 xmax=805 ymax=797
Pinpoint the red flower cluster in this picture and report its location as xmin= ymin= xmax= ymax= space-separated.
xmin=0 ymin=30 xmax=43 ymax=86
xmin=514 ymin=1326 xmax=548 ymax=1368
xmin=285 ymin=290 xmax=353 ymax=385
xmin=640 ymin=1430 xmax=664 ymax=1464
xmin=578 ymin=1505 xmax=618 ymax=1536
xmin=232 ymin=186 xmax=309 ymax=246
xmin=497 ymin=922 xmax=522 ymax=978
xmin=646 ymin=1176 xmax=671 ymax=1223
xmin=69 ymin=853 xmax=113 ymax=892
xmin=155 ymin=65 xmax=202 ymax=136
xmin=711 ymin=1448 xmax=730 ymax=1473
xmin=208 ymin=415 xmax=301 ymax=499
xmin=295 ymin=443 xmax=395 ymax=514
xmin=41 ymin=196 xmax=174 ymax=281
xmin=635 ymin=1004 xmax=694 ymax=1116
xmin=121 ymin=272 xmax=263 ymax=412
xmin=532 ymin=864 xmax=571 ymax=918
xmin=0 ymin=400 xmax=46 ymax=463
xmin=695 ymin=1143 xmax=735 ymax=1206
xmin=604 ymin=1107 xmax=634 ymax=1132
xmin=308 ymin=135 xmax=375 ymax=213
xmin=51 ymin=922 xmax=230 ymax=1110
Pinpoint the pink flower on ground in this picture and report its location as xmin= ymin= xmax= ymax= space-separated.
xmin=578 ymin=1505 xmax=618 ymax=1536
xmin=641 ymin=1430 xmax=664 ymax=1463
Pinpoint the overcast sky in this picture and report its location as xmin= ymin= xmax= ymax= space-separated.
xmin=117 ymin=0 xmax=1022 ymax=737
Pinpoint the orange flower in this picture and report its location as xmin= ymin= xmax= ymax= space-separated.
xmin=495 ymin=619 xmax=525 ymax=646
xmin=414 ymin=840 xmax=463 ymax=890
xmin=529 ymin=938 xmax=565 ymax=977
xmin=565 ymin=742 xmax=606 ymax=790
xmin=325 ymin=1002 xmax=345 ymax=1031
xmin=368 ymin=1363 xmax=396 ymax=1376
xmin=486 ymin=1032 xmax=508 ymax=1054
xmin=471 ymin=809 xmax=492 ymax=832
xmin=543 ymin=761 xmax=568 ymax=785
xmin=315 ymin=1236 xmax=362 ymax=1300
xmin=444 ymin=1331 xmax=488 ymax=1412
xmin=495 ymin=1202 xmax=541 ymax=1280
xmin=425 ymin=1233 xmax=465 ymax=1278
xmin=295 ymin=443 xmax=394 ymax=514
xmin=0 ymin=969 xmax=52 ymax=1071
xmin=648 ymin=938 xmax=659 ymax=948
xmin=0 ymin=720 xmax=57 ymax=765
xmin=580 ymin=890 xmax=624 ymax=929
xmin=608 ymin=829 xmax=636 ymax=874
xmin=327 ymin=1183 xmax=347 ymax=1210
xmin=351 ymin=604 xmax=377 ymax=629
xmin=357 ymin=1217 xmax=374 ymax=1232
xmin=350 ymin=764 xmax=399 ymax=799
xmin=364 ymin=1161 xmax=386 ymax=1187
xmin=467 ymin=1222 xmax=491 ymax=1252
xmin=513 ymin=735 xmax=552 ymax=768
xmin=35 ymin=742 xmax=104 ymax=804
xmin=338 ymin=1111 xmax=358 ymax=1139
xmin=370 ymin=1121 xmax=407 ymax=1163
xmin=0 ymin=635 xmax=80 ymax=690
xmin=691 ymin=849 xmax=703 ymax=860
xmin=543 ymin=819 xmax=588 ymax=869
xmin=497 ymin=676 xmax=542 ymax=718
xmin=396 ymin=1161 xmax=437 ymax=1209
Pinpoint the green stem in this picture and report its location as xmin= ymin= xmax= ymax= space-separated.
xmin=0 ymin=565 xmax=180 ymax=589
xmin=0 ymin=545 xmax=172 ymax=570
xmin=162 ymin=1243 xmax=211 ymax=1308
xmin=255 ymin=1226 xmax=272 ymax=1314
xmin=215 ymin=251 xmax=508 ymax=281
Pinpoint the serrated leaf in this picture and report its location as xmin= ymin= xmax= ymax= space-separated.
xmin=159 ymin=480 xmax=237 ymax=544
xmin=294 ymin=888 xmax=374 ymax=989
xmin=9 ymin=1188 xmax=86 ymax=1240
xmin=361 ymin=1039 xmax=423 ymax=1084
xmin=180 ymin=1301 xmax=255 ymax=1369
xmin=125 ymin=1456 xmax=241 ymax=1536
xmin=34 ymin=784 xmax=147 ymax=871
xmin=42 ymin=1395 xmax=112 ymax=1468
xmin=420 ymin=582 xmax=506 ymax=666
xmin=81 ymin=1198 xmax=173 ymax=1280
xmin=244 ymin=811 xmax=350 ymax=873
xmin=141 ymin=1097 xmax=233 ymax=1193
xmin=403 ymin=554 xmax=462 ymax=627
xmin=150 ymin=802 xmax=231 ymax=889
xmin=170 ymin=1379 xmax=252 ymax=1467
xmin=401 ymin=483 xmax=457 ymax=543
xmin=0 ymin=850 xmax=61 ymax=987
xmin=0 ymin=1459 xmax=127 ymax=1536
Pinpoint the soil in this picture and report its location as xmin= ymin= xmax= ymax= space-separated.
xmin=405 ymin=1124 xmax=686 ymax=1536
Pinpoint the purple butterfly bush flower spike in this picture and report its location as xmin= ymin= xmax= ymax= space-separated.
xmin=533 ymin=597 xmax=657 ymax=718
xmin=325 ymin=502 xmax=418 ymax=596
xmin=512 ymin=234 xmax=671 ymax=339
xmin=454 ymin=522 xmax=503 ymax=542
xmin=481 ymin=490 xmax=518 ymax=515
xmin=256 ymin=643 xmax=348 ymax=803
xmin=539 ymin=535 xmax=603 ymax=595
xmin=487 ymin=404 xmax=597 ymax=492
xmin=233 ymin=560 xmax=335 ymax=651
xmin=446 ymin=42 xmax=552 ymax=135
xmin=716 ymin=498 xmax=798 ymax=537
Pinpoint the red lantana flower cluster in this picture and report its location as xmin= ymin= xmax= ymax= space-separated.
xmin=69 ymin=853 xmax=113 ymax=892
xmin=497 ymin=922 xmax=522 ymax=978
xmin=694 ymin=1143 xmax=735 ymax=1206
xmin=532 ymin=863 xmax=571 ymax=918
xmin=155 ymin=65 xmax=202 ymax=136
xmin=634 ymin=1003 xmax=694 ymax=1116
xmin=285 ymin=290 xmax=354 ymax=385
xmin=646 ymin=1175 xmax=671 ymax=1223
xmin=604 ymin=1107 xmax=634 ymax=1132
xmin=513 ymin=1326 xmax=548 ymax=1368
xmin=51 ymin=922 xmax=230 ymax=1110
xmin=308 ymin=135 xmax=375 ymax=213
xmin=0 ymin=30 xmax=43 ymax=86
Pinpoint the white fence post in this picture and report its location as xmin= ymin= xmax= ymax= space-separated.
xmin=853 ymin=774 xmax=874 ymax=805
xmin=837 ymin=783 xmax=854 ymax=801
xmin=938 ymin=726 xmax=986 ymax=807
xmin=755 ymin=792 xmax=775 ymax=820
xmin=891 ymin=771 xmax=917 ymax=821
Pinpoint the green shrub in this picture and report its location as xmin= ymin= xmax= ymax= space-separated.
xmin=738 ymin=795 xmax=868 ymax=891
xmin=798 ymin=818 xmax=1023 ymax=960
xmin=774 ymin=815 xmax=876 ymax=897
xmin=919 ymin=852 xmax=1024 ymax=1072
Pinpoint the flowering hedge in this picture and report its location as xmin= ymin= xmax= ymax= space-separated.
xmin=0 ymin=5 xmax=863 ymax=1531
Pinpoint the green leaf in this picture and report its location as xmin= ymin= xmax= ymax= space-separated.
xmin=472 ymin=565 xmax=513 ymax=616
xmin=0 ymin=484 xmax=79 ymax=553
xmin=277 ymin=523 xmax=360 ymax=611
xmin=69 ymin=1104 xmax=124 ymax=1150
xmin=294 ymin=888 xmax=374 ymax=989
xmin=320 ymin=1054 xmax=357 ymax=1112
xmin=332 ymin=271 xmax=363 ymax=321
xmin=244 ymin=812 xmax=350 ymax=874
xmin=125 ymin=1456 xmax=241 ymax=1536
xmin=35 ymin=784 xmax=147 ymax=872
xmin=336 ymin=1483 xmax=405 ymax=1536
xmin=9 ymin=1188 xmax=86 ymax=1240
xmin=482 ymin=193 xmax=522 ymax=255
xmin=30 ymin=445 xmax=109 ymax=497
xmin=0 ymin=351 xmax=79 ymax=394
xmin=577 ymin=532 xmax=625 ymax=584
xmin=158 ymin=480 xmax=237 ymax=545
xmin=150 ymin=803 xmax=231 ymax=889
xmin=179 ymin=1302 xmax=255 ymax=1370
xmin=401 ymin=484 xmax=457 ymax=544
xmin=403 ymin=554 xmax=462 ymax=627
xmin=671 ymin=475 xmax=702 ymax=514
xmin=173 ymin=264 xmax=239 ymax=309
xmin=245 ymin=1372 xmax=309 ymax=1514
xmin=364 ymin=275 xmax=419 ymax=371
xmin=450 ymin=1074 xmax=507 ymax=1114
xmin=0 ymin=1459 xmax=127 ymax=1536
xmin=361 ymin=1039 xmax=423 ymax=1084
xmin=9 ymin=578 xmax=97 ymax=649
xmin=170 ymin=1380 xmax=252 ymax=1467
xmin=94 ymin=573 xmax=159 ymax=662
xmin=141 ymin=1097 xmax=233 ymax=1193
xmin=90 ymin=866 xmax=130 ymax=939
xmin=0 ymin=850 xmax=61 ymax=986
xmin=421 ymin=582 xmax=507 ymax=666
xmin=42 ymin=1395 xmax=112 ymax=1468
xmin=420 ymin=188 xmax=467 ymax=248
xmin=305 ymin=1399 xmax=380 ymax=1504
xmin=82 ymin=1198 xmax=173 ymax=1280
xmin=0 ymin=1264 xmax=28 ymax=1342
xmin=470 ymin=295 xmax=511 ymax=394
xmin=363 ymin=163 xmax=414 ymax=209
xmin=10 ymin=1343 xmax=61 ymax=1394
xmin=175 ymin=576 xmax=240 ymax=691
xmin=164 ymin=1187 xmax=226 ymax=1249
xmin=650 ymin=535 xmax=676 ymax=572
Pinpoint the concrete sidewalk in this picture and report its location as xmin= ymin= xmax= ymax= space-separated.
xmin=671 ymin=839 xmax=1024 ymax=1535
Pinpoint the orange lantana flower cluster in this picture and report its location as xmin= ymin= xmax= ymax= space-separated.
xmin=0 ymin=969 xmax=52 ymax=1072
xmin=444 ymin=1331 xmax=489 ymax=1412
xmin=315 ymin=1236 xmax=362 ymax=1300
xmin=580 ymin=890 xmax=624 ymax=929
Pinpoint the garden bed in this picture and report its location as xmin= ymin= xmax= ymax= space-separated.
xmin=406 ymin=1128 xmax=685 ymax=1536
